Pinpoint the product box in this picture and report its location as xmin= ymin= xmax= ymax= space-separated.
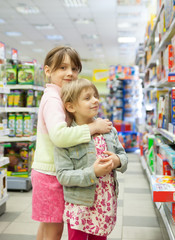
xmin=164 ymin=0 xmax=175 ymax=30
xmin=165 ymin=202 xmax=175 ymax=221
xmin=151 ymin=175 xmax=175 ymax=202
xmin=6 ymin=63 xmax=17 ymax=85
xmin=159 ymin=144 xmax=175 ymax=169
xmin=168 ymin=72 xmax=175 ymax=82
xmin=18 ymin=64 xmax=34 ymax=85
xmin=4 ymin=142 xmax=35 ymax=177
xmin=164 ymin=45 xmax=173 ymax=78
xmin=171 ymin=34 xmax=175 ymax=72
xmin=171 ymin=88 xmax=175 ymax=125
xmin=118 ymin=131 xmax=139 ymax=152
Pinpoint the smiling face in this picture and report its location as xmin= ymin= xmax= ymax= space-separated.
xmin=44 ymin=54 xmax=79 ymax=87
xmin=69 ymin=87 xmax=99 ymax=125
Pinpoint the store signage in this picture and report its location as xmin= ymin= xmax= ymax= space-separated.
xmin=93 ymin=69 xmax=108 ymax=82
xmin=0 ymin=41 xmax=5 ymax=59
xmin=11 ymin=48 xmax=18 ymax=60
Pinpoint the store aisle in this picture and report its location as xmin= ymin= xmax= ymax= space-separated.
xmin=0 ymin=152 xmax=170 ymax=240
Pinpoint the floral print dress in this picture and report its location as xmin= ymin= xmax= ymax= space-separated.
xmin=64 ymin=135 xmax=117 ymax=237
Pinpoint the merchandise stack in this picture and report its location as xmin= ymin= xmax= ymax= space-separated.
xmin=104 ymin=65 xmax=143 ymax=152
xmin=138 ymin=1 xmax=175 ymax=239
xmin=0 ymin=42 xmax=44 ymax=193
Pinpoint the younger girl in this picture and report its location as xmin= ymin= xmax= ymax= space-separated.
xmin=31 ymin=46 xmax=112 ymax=240
xmin=54 ymin=78 xmax=128 ymax=240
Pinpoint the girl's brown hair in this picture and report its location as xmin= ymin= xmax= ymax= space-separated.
xmin=61 ymin=78 xmax=99 ymax=107
xmin=44 ymin=46 xmax=82 ymax=73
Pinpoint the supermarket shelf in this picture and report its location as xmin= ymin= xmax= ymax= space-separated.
xmin=146 ymin=18 xmax=175 ymax=69
xmin=0 ymin=87 xmax=10 ymax=94
xmin=140 ymin=156 xmax=152 ymax=182
xmin=5 ymin=107 xmax=39 ymax=113
xmin=146 ymin=3 xmax=164 ymax=48
xmin=0 ymin=157 xmax=9 ymax=167
xmin=159 ymin=204 xmax=175 ymax=240
xmin=6 ymin=84 xmax=44 ymax=91
xmin=0 ymin=135 xmax=36 ymax=142
xmin=7 ymin=176 xmax=32 ymax=191
xmin=156 ymin=77 xmax=175 ymax=88
xmin=156 ymin=128 xmax=175 ymax=143
xmin=140 ymin=155 xmax=175 ymax=240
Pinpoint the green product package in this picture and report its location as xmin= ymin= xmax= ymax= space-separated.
xmin=6 ymin=64 xmax=17 ymax=84
xmin=18 ymin=64 xmax=34 ymax=85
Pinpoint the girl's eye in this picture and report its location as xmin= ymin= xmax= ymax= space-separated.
xmin=60 ymin=66 xmax=65 ymax=69
xmin=72 ymin=67 xmax=78 ymax=72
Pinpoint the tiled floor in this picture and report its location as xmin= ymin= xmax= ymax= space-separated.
xmin=0 ymin=152 xmax=170 ymax=240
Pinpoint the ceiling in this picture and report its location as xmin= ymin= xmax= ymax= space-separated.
xmin=0 ymin=0 xmax=150 ymax=77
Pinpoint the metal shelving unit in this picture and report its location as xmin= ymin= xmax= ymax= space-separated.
xmin=0 ymin=84 xmax=43 ymax=191
xmin=0 ymin=156 xmax=9 ymax=215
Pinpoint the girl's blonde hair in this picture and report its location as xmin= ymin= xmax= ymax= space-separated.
xmin=44 ymin=46 xmax=82 ymax=74
xmin=61 ymin=78 xmax=99 ymax=113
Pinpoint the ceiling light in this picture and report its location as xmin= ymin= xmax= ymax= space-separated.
xmin=118 ymin=37 xmax=136 ymax=43
xmin=16 ymin=6 xmax=40 ymax=14
xmin=0 ymin=19 xmax=5 ymax=24
xmin=46 ymin=35 xmax=63 ymax=40
xmin=118 ymin=22 xmax=131 ymax=28
xmin=82 ymin=34 xmax=99 ymax=40
xmin=32 ymin=49 xmax=44 ymax=52
xmin=35 ymin=24 xmax=54 ymax=30
xmin=20 ymin=41 xmax=34 ymax=45
xmin=73 ymin=18 xmax=94 ymax=24
xmin=63 ymin=0 xmax=88 ymax=7
xmin=6 ymin=31 xmax=22 ymax=36
xmin=117 ymin=0 xmax=141 ymax=6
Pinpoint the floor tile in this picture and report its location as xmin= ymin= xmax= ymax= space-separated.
xmin=108 ymin=225 xmax=122 ymax=239
xmin=0 ymin=152 xmax=170 ymax=240
xmin=0 ymin=222 xmax=10 ymax=233
xmin=0 ymin=212 xmax=21 ymax=222
xmin=124 ymin=193 xmax=152 ymax=201
xmin=123 ymin=216 xmax=159 ymax=227
xmin=0 ymin=234 xmax=35 ymax=240
xmin=124 ymin=188 xmax=150 ymax=194
xmin=3 ymin=222 xmax=39 ymax=235
xmin=123 ymin=226 xmax=163 ymax=239
xmin=123 ymin=206 xmax=157 ymax=217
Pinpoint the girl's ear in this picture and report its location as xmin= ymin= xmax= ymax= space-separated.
xmin=44 ymin=65 xmax=51 ymax=78
xmin=65 ymin=102 xmax=76 ymax=113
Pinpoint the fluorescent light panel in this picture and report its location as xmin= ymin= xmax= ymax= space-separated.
xmin=16 ymin=6 xmax=40 ymax=14
xmin=35 ymin=24 xmax=54 ymax=30
xmin=20 ymin=41 xmax=34 ymax=45
xmin=46 ymin=35 xmax=63 ymax=40
xmin=64 ymin=0 xmax=88 ymax=7
xmin=118 ymin=37 xmax=136 ymax=43
xmin=6 ymin=31 xmax=22 ymax=36
xmin=0 ymin=19 xmax=5 ymax=24
xmin=73 ymin=18 xmax=94 ymax=24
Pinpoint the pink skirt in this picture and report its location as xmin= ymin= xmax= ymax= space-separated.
xmin=31 ymin=169 xmax=65 ymax=223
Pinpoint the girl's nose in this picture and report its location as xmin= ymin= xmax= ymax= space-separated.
xmin=93 ymin=97 xmax=99 ymax=103
xmin=67 ymin=67 xmax=73 ymax=76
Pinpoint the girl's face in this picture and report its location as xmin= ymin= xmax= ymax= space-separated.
xmin=45 ymin=54 xmax=79 ymax=87
xmin=71 ymin=87 xmax=99 ymax=125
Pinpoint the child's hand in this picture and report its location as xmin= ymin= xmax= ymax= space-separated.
xmin=89 ymin=118 xmax=112 ymax=135
xmin=93 ymin=158 xmax=113 ymax=177
xmin=102 ymin=151 xmax=121 ymax=169
xmin=95 ymin=118 xmax=112 ymax=134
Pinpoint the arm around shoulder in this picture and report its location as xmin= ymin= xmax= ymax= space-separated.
xmin=112 ymin=127 xmax=128 ymax=173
